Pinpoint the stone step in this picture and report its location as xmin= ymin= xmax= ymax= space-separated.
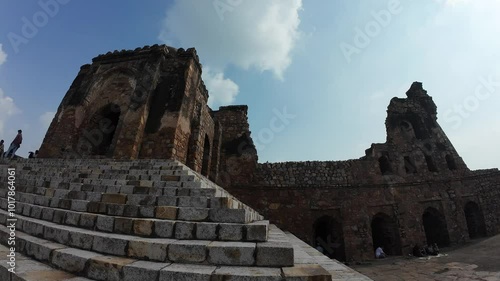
xmin=0 ymin=198 xmax=269 ymax=242
xmin=0 ymin=223 xmax=340 ymax=281
xmin=0 ymin=224 xmax=333 ymax=281
xmin=0 ymin=189 xmax=264 ymax=223
xmin=0 ymin=212 xmax=293 ymax=267
xmin=9 ymin=159 xmax=185 ymax=171
xmin=0 ymin=244 xmax=94 ymax=281
xmin=2 ymin=191 xmax=261 ymax=223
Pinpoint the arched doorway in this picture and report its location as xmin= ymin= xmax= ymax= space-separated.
xmin=201 ymin=135 xmax=211 ymax=176
xmin=422 ymin=207 xmax=450 ymax=247
xmin=464 ymin=202 xmax=486 ymax=239
xmin=80 ymin=104 xmax=121 ymax=156
xmin=313 ymin=216 xmax=346 ymax=261
xmin=371 ymin=213 xmax=402 ymax=256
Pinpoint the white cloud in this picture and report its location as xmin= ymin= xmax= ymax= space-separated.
xmin=0 ymin=88 xmax=21 ymax=135
xmin=0 ymin=44 xmax=6 ymax=65
xmin=203 ymin=68 xmax=239 ymax=108
xmin=39 ymin=111 xmax=55 ymax=128
xmin=159 ymin=0 xmax=302 ymax=79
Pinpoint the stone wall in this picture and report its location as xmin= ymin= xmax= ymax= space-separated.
xmin=223 ymin=82 xmax=500 ymax=261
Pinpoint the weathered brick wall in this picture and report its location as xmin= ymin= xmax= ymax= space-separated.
xmin=229 ymin=169 xmax=500 ymax=261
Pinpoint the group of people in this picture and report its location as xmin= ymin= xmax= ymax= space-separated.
xmin=412 ymin=243 xmax=440 ymax=257
xmin=374 ymin=243 xmax=440 ymax=259
xmin=0 ymin=129 xmax=37 ymax=159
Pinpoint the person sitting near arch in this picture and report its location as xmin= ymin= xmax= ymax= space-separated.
xmin=375 ymin=246 xmax=386 ymax=259
xmin=412 ymin=243 xmax=426 ymax=257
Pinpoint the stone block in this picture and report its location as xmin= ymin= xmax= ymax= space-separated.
xmin=218 ymin=223 xmax=243 ymax=241
xmin=70 ymin=200 xmax=89 ymax=212
xmin=128 ymin=239 xmax=173 ymax=262
xmin=92 ymin=235 xmax=128 ymax=256
xmin=123 ymin=205 xmax=139 ymax=217
xmin=168 ymin=240 xmax=210 ymax=263
xmin=177 ymin=208 xmax=209 ymax=222
xmin=101 ymin=193 xmax=127 ymax=204
xmin=127 ymin=194 xmax=154 ymax=205
xmin=123 ymin=261 xmax=170 ymax=281
xmin=87 ymin=256 xmax=137 ymax=281
xmin=133 ymin=219 xmax=153 ymax=236
xmin=159 ymin=264 xmax=216 ymax=281
xmin=88 ymin=202 xmax=106 ymax=214
xmin=209 ymin=209 xmax=246 ymax=223
xmin=154 ymin=220 xmax=175 ymax=238
xmin=44 ymin=226 xmax=70 ymax=244
xmin=51 ymin=248 xmax=101 ymax=273
xmin=42 ymin=208 xmax=55 ymax=221
xmin=79 ymin=213 xmax=97 ymax=229
xmin=175 ymin=222 xmax=196 ymax=239
xmin=139 ymin=206 xmax=155 ymax=218
xmin=207 ymin=242 xmax=256 ymax=266
xmin=96 ymin=216 xmax=114 ymax=232
xmin=246 ymin=221 xmax=269 ymax=242
xmin=64 ymin=212 xmax=81 ymax=226
xmin=114 ymin=217 xmax=134 ymax=234
xmin=69 ymin=231 xmax=94 ymax=250
xmin=157 ymin=196 xmax=177 ymax=206
xmin=107 ymin=204 xmax=125 ymax=216
xmin=155 ymin=206 xmax=177 ymax=220
xmin=196 ymin=222 xmax=218 ymax=240
xmin=256 ymin=242 xmax=294 ymax=267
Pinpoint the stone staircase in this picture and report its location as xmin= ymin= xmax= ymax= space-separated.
xmin=0 ymin=158 xmax=371 ymax=280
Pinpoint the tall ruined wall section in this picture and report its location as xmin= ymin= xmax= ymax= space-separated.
xmin=212 ymin=106 xmax=258 ymax=187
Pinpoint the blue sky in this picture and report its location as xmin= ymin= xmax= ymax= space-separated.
xmin=0 ymin=0 xmax=499 ymax=169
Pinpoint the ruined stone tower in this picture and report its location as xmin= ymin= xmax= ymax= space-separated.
xmin=38 ymin=45 xmax=257 ymax=184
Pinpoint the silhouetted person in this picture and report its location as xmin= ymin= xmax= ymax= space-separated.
xmin=5 ymin=130 xmax=22 ymax=159
xmin=432 ymin=243 xmax=439 ymax=255
xmin=375 ymin=246 xmax=386 ymax=258
xmin=412 ymin=244 xmax=425 ymax=257
xmin=28 ymin=151 xmax=35 ymax=158
xmin=0 ymin=140 xmax=4 ymax=158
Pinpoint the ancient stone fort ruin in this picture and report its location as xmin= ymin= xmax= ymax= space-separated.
xmin=1 ymin=44 xmax=499 ymax=280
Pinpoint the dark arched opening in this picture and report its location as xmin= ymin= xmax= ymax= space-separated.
xmin=378 ymin=156 xmax=392 ymax=175
xmin=422 ymin=207 xmax=450 ymax=247
xmin=464 ymin=202 xmax=486 ymax=239
xmin=313 ymin=216 xmax=346 ymax=261
xmin=201 ymin=135 xmax=211 ymax=176
xmin=80 ymin=104 xmax=121 ymax=156
xmin=371 ymin=213 xmax=402 ymax=256
xmin=445 ymin=154 xmax=457 ymax=170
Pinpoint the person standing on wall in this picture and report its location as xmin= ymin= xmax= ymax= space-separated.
xmin=4 ymin=130 xmax=22 ymax=159
xmin=0 ymin=140 xmax=4 ymax=159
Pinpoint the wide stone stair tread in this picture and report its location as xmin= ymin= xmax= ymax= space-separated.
xmin=2 ymin=190 xmax=260 ymax=224
xmin=0 ymin=224 xmax=335 ymax=280
xmin=0 ymin=197 xmax=269 ymax=242
xmin=0 ymin=210 xmax=289 ymax=267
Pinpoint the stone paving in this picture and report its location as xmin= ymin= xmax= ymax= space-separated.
xmin=352 ymin=235 xmax=500 ymax=281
